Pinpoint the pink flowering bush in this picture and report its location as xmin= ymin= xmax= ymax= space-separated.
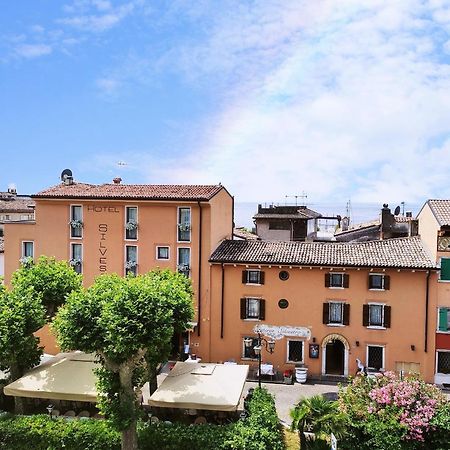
xmin=338 ymin=372 xmax=448 ymax=450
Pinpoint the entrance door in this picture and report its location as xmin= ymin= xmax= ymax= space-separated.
xmin=325 ymin=339 xmax=345 ymax=375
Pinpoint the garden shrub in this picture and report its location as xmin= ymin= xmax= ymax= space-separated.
xmin=0 ymin=388 xmax=284 ymax=450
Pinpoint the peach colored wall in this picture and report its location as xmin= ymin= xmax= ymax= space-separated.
xmin=208 ymin=264 xmax=438 ymax=382
xmin=417 ymin=204 xmax=439 ymax=260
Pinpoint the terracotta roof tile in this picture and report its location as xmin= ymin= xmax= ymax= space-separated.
xmin=0 ymin=197 xmax=35 ymax=213
xmin=427 ymin=200 xmax=450 ymax=226
xmin=233 ymin=227 xmax=259 ymax=240
xmin=33 ymin=182 xmax=225 ymax=201
xmin=210 ymin=236 xmax=436 ymax=269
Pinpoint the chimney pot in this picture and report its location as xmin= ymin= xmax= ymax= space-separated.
xmin=113 ymin=177 xmax=122 ymax=185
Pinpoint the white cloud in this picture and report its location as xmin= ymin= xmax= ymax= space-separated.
xmin=121 ymin=0 xmax=450 ymax=204
xmin=96 ymin=77 xmax=121 ymax=94
xmin=15 ymin=43 xmax=52 ymax=58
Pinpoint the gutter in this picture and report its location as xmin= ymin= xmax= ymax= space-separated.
xmin=221 ymin=263 xmax=225 ymax=339
xmin=197 ymin=201 xmax=203 ymax=337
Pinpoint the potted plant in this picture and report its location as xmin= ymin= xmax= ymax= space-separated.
xmin=283 ymin=369 xmax=294 ymax=384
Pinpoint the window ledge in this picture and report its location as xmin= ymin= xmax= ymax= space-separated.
xmin=287 ymin=360 xmax=304 ymax=364
xmin=436 ymin=330 xmax=450 ymax=334
xmin=369 ymin=288 xmax=385 ymax=291
xmin=241 ymin=357 xmax=258 ymax=361
xmin=367 ymin=326 xmax=386 ymax=330
xmin=245 ymin=283 xmax=262 ymax=286
xmin=328 ymin=286 xmax=345 ymax=290
xmin=438 ymin=280 xmax=450 ymax=283
xmin=243 ymin=318 xmax=261 ymax=322
xmin=327 ymin=323 xmax=345 ymax=327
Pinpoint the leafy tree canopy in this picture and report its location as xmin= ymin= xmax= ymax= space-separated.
xmin=11 ymin=256 xmax=82 ymax=317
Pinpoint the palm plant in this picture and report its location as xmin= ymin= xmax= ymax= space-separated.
xmin=290 ymin=395 xmax=345 ymax=449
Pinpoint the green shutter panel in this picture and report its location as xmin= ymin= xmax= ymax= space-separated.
xmin=383 ymin=306 xmax=391 ymax=328
xmin=259 ymin=271 xmax=265 ymax=285
xmin=259 ymin=299 xmax=265 ymax=320
xmin=368 ymin=274 xmax=372 ymax=290
xmin=240 ymin=298 xmax=247 ymax=319
xmin=343 ymin=274 xmax=350 ymax=288
xmin=384 ymin=275 xmax=390 ymax=290
xmin=438 ymin=308 xmax=449 ymax=331
xmin=441 ymin=258 xmax=450 ymax=281
xmin=242 ymin=270 xmax=247 ymax=284
xmin=325 ymin=273 xmax=331 ymax=287
xmin=363 ymin=305 xmax=369 ymax=326
xmin=323 ymin=303 xmax=329 ymax=324
xmin=343 ymin=304 xmax=350 ymax=325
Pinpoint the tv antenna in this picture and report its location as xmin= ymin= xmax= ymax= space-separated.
xmin=285 ymin=191 xmax=307 ymax=206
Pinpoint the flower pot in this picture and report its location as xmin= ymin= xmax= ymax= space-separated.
xmin=295 ymin=367 xmax=308 ymax=383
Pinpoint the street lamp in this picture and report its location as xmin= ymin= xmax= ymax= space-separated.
xmin=46 ymin=404 xmax=54 ymax=419
xmin=244 ymin=333 xmax=275 ymax=388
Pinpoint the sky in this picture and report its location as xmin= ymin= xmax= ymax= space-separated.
xmin=1 ymin=0 xmax=450 ymax=226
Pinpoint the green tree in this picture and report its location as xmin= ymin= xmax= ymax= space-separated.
xmin=290 ymin=395 xmax=345 ymax=450
xmin=52 ymin=269 xmax=194 ymax=450
xmin=0 ymin=286 xmax=46 ymax=413
xmin=11 ymin=255 xmax=82 ymax=317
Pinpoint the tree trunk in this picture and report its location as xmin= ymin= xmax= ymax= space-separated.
xmin=10 ymin=363 xmax=25 ymax=415
xmin=119 ymin=363 xmax=138 ymax=450
xmin=148 ymin=363 xmax=158 ymax=395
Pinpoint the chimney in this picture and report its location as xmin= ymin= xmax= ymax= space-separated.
xmin=7 ymin=187 xmax=17 ymax=196
xmin=406 ymin=211 xmax=412 ymax=218
xmin=341 ymin=216 xmax=349 ymax=232
xmin=381 ymin=203 xmax=395 ymax=236
xmin=113 ymin=177 xmax=122 ymax=185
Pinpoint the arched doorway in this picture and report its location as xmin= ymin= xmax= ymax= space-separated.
xmin=321 ymin=334 xmax=349 ymax=376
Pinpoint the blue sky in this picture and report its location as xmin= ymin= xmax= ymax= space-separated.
xmin=1 ymin=0 xmax=450 ymax=225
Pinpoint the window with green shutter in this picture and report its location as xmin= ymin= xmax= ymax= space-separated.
xmin=440 ymin=258 xmax=450 ymax=281
xmin=438 ymin=307 xmax=450 ymax=332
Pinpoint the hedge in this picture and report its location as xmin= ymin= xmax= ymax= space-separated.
xmin=0 ymin=388 xmax=285 ymax=450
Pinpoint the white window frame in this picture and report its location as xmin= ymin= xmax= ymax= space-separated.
xmin=124 ymin=245 xmax=138 ymax=276
xmin=436 ymin=349 xmax=450 ymax=374
xmin=245 ymin=269 xmax=261 ymax=285
xmin=124 ymin=205 xmax=138 ymax=241
xmin=241 ymin=336 xmax=259 ymax=360
xmin=329 ymin=272 xmax=344 ymax=289
xmin=177 ymin=246 xmax=191 ymax=278
xmin=369 ymin=273 xmax=386 ymax=291
xmin=286 ymin=339 xmax=304 ymax=364
xmin=156 ymin=245 xmax=170 ymax=261
xmin=367 ymin=302 xmax=386 ymax=329
xmin=21 ymin=241 xmax=34 ymax=258
xmin=327 ymin=301 xmax=345 ymax=326
xmin=366 ymin=344 xmax=385 ymax=371
xmin=243 ymin=297 xmax=262 ymax=321
xmin=177 ymin=206 xmax=192 ymax=243
xmin=70 ymin=242 xmax=83 ymax=274
xmin=70 ymin=204 xmax=83 ymax=240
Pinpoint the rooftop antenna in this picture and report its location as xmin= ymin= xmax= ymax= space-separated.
xmin=401 ymin=201 xmax=405 ymax=215
xmin=285 ymin=191 xmax=307 ymax=207
xmin=346 ymin=199 xmax=352 ymax=226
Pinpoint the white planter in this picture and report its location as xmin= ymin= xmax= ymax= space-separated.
xmin=295 ymin=367 xmax=308 ymax=383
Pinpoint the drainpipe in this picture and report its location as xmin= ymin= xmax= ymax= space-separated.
xmin=424 ymin=270 xmax=430 ymax=352
xmin=197 ymin=201 xmax=203 ymax=337
xmin=221 ymin=263 xmax=225 ymax=338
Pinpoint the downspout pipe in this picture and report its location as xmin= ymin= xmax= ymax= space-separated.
xmin=425 ymin=270 xmax=430 ymax=353
xmin=197 ymin=201 xmax=203 ymax=337
xmin=221 ymin=263 xmax=225 ymax=339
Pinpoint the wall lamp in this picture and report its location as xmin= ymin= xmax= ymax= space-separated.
xmin=355 ymin=341 xmax=360 ymax=347
xmin=410 ymin=345 xmax=415 ymax=351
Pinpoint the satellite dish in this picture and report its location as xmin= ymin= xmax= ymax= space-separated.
xmin=394 ymin=205 xmax=401 ymax=216
xmin=60 ymin=169 xmax=73 ymax=181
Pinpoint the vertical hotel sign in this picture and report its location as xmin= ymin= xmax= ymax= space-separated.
xmin=87 ymin=205 xmax=120 ymax=273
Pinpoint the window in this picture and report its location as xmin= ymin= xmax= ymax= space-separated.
xmin=279 ymin=270 xmax=289 ymax=281
xmin=367 ymin=345 xmax=384 ymax=371
xmin=323 ymin=302 xmax=350 ymax=326
xmin=278 ymin=299 xmax=289 ymax=309
xmin=441 ymin=258 xmax=450 ymax=281
xmin=177 ymin=247 xmax=190 ymax=277
xmin=178 ymin=207 xmax=191 ymax=242
xmin=369 ymin=274 xmax=390 ymax=290
xmin=325 ymin=273 xmax=349 ymax=288
xmin=287 ymin=340 xmax=304 ymax=363
xmin=269 ymin=220 xmax=290 ymax=230
xmin=125 ymin=206 xmax=138 ymax=240
xmin=70 ymin=205 xmax=83 ymax=238
xmin=22 ymin=241 xmax=34 ymax=258
xmin=363 ymin=304 xmax=391 ymax=328
xmin=240 ymin=298 xmax=265 ymax=320
xmin=242 ymin=337 xmax=259 ymax=359
xmin=438 ymin=307 xmax=450 ymax=332
xmin=125 ymin=245 xmax=137 ymax=276
xmin=437 ymin=351 xmax=450 ymax=374
xmin=242 ymin=269 xmax=265 ymax=285
xmin=70 ymin=243 xmax=82 ymax=274
xmin=156 ymin=246 xmax=170 ymax=260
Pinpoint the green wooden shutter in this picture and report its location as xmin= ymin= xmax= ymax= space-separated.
xmin=383 ymin=306 xmax=391 ymax=328
xmin=441 ymin=258 xmax=450 ymax=281
xmin=363 ymin=305 xmax=369 ymax=326
xmin=259 ymin=299 xmax=265 ymax=320
xmin=384 ymin=275 xmax=390 ymax=290
xmin=259 ymin=271 xmax=265 ymax=285
xmin=343 ymin=304 xmax=350 ymax=325
xmin=242 ymin=270 xmax=247 ymax=284
xmin=325 ymin=273 xmax=331 ymax=287
xmin=343 ymin=274 xmax=350 ymax=288
xmin=438 ymin=308 xmax=449 ymax=331
xmin=323 ymin=303 xmax=329 ymax=324
xmin=240 ymin=298 xmax=247 ymax=319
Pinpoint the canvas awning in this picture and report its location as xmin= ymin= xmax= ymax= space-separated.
xmin=148 ymin=362 xmax=249 ymax=411
xmin=3 ymin=353 xmax=99 ymax=402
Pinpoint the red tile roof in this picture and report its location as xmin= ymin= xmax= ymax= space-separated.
xmin=426 ymin=200 xmax=450 ymax=226
xmin=210 ymin=236 xmax=436 ymax=269
xmin=0 ymin=197 xmax=35 ymax=213
xmin=33 ymin=182 xmax=225 ymax=201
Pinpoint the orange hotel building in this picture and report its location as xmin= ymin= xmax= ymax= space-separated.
xmin=3 ymin=177 xmax=449 ymax=383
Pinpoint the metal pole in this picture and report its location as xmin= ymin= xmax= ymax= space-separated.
xmin=258 ymin=336 xmax=262 ymax=389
